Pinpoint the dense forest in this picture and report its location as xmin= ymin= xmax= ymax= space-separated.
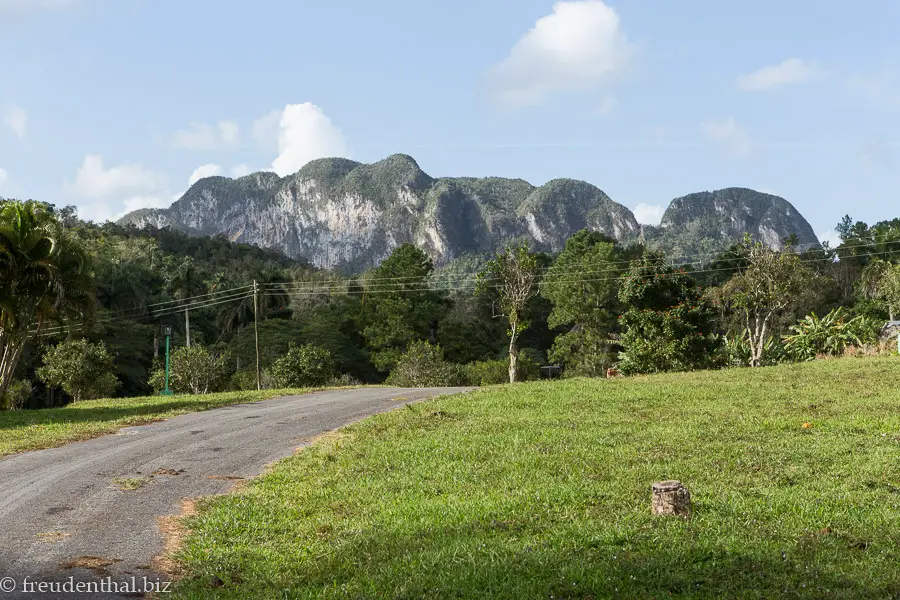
xmin=1 ymin=199 xmax=899 ymax=410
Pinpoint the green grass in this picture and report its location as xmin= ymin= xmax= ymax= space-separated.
xmin=173 ymin=357 xmax=900 ymax=599
xmin=0 ymin=389 xmax=318 ymax=457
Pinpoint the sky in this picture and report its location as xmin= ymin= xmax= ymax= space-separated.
xmin=1 ymin=0 xmax=899 ymax=246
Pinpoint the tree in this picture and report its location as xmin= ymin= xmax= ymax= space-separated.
xmin=0 ymin=201 xmax=95 ymax=407
xmin=858 ymin=259 xmax=900 ymax=322
xmin=617 ymin=251 xmax=721 ymax=374
xmin=476 ymin=243 xmax=540 ymax=383
xmin=268 ymin=344 xmax=337 ymax=388
xmin=361 ymin=244 xmax=443 ymax=373
xmin=36 ymin=339 xmax=119 ymax=402
xmin=718 ymin=239 xmax=815 ymax=367
xmin=541 ymin=230 xmax=622 ymax=377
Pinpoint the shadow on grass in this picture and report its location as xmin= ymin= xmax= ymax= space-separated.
xmin=0 ymin=393 xmax=269 ymax=431
xmin=179 ymin=521 xmax=900 ymax=599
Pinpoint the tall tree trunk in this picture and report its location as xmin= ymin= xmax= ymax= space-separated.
xmin=508 ymin=339 xmax=519 ymax=384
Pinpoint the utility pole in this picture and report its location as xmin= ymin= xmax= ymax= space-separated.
xmin=161 ymin=325 xmax=174 ymax=396
xmin=185 ymin=308 xmax=191 ymax=348
xmin=253 ymin=279 xmax=261 ymax=391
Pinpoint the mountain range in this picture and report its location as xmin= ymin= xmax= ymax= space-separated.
xmin=118 ymin=154 xmax=820 ymax=271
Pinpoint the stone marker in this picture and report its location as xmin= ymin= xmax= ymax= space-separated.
xmin=651 ymin=480 xmax=691 ymax=517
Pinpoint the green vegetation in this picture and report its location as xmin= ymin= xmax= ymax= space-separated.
xmin=269 ymin=344 xmax=337 ymax=388
xmin=36 ymin=339 xmax=119 ymax=401
xmin=540 ymin=231 xmax=624 ymax=377
xmin=385 ymin=341 xmax=462 ymax=387
xmin=0 ymin=388 xmax=314 ymax=456
xmin=156 ymin=345 xmax=228 ymax=395
xmin=475 ymin=242 xmax=540 ymax=382
xmin=172 ymin=357 xmax=899 ymax=599
xmin=618 ymin=251 xmax=720 ymax=374
xmin=0 ymin=201 xmax=95 ymax=407
xmin=360 ymin=243 xmax=443 ymax=373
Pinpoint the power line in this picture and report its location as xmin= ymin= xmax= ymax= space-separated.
xmin=257 ymin=247 xmax=900 ymax=297
xmin=28 ymin=244 xmax=900 ymax=338
xmin=258 ymin=239 xmax=873 ymax=292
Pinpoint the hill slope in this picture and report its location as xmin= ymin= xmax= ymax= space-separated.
xmin=119 ymin=155 xmax=819 ymax=270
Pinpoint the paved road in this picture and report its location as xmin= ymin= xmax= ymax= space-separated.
xmin=0 ymin=387 xmax=471 ymax=599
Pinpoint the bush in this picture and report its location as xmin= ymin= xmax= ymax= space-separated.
xmin=228 ymin=369 xmax=276 ymax=391
xmin=268 ymin=344 xmax=336 ymax=388
xmin=722 ymin=335 xmax=788 ymax=368
xmin=465 ymin=359 xmax=509 ymax=386
xmin=783 ymin=308 xmax=881 ymax=362
xmin=463 ymin=352 xmax=543 ymax=386
xmin=332 ymin=373 xmax=363 ymax=387
xmin=387 ymin=341 xmax=463 ymax=388
xmin=1 ymin=379 xmax=32 ymax=410
xmin=152 ymin=346 xmax=227 ymax=395
xmin=36 ymin=339 xmax=120 ymax=402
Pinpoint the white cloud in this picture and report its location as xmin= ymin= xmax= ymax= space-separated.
xmin=4 ymin=105 xmax=27 ymax=139
xmin=120 ymin=195 xmax=174 ymax=215
xmin=172 ymin=120 xmax=240 ymax=150
xmin=230 ymin=164 xmax=252 ymax=178
xmin=188 ymin=163 xmax=222 ymax=186
xmin=633 ymin=203 xmax=665 ymax=226
xmin=490 ymin=0 xmax=633 ymax=108
xmin=252 ymin=110 xmax=282 ymax=151
xmin=66 ymin=153 xmax=166 ymax=200
xmin=269 ymin=103 xmax=347 ymax=176
xmin=702 ymin=117 xmax=751 ymax=156
xmin=736 ymin=58 xmax=819 ymax=92
xmin=62 ymin=155 xmax=178 ymax=222
xmin=818 ymin=229 xmax=842 ymax=249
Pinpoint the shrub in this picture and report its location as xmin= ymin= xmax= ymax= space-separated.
xmin=1 ymin=379 xmax=32 ymax=410
xmin=228 ymin=369 xmax=276 ymax=391
xmin=722 ymin=335 xmax=789 ymax=368
xmin=783 ymin=308 xmax=881 ymax=362
xmin=387 ymin=341 xmax=463 ymax=388
xmin=465 ymin=359 xmax=509 ymax=386
xmin=332 ymin=373 xmax=362 ymax=387
xmin=268 ymin=344 xmax=336 ymax=388
xmin=154 ymin=345 xmax=227 ymax=395
xmin=36 ymin=339 xmax=120 ymax=402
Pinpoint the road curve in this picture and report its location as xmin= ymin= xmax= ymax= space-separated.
xmin=0 ymin=387 xmax=472 ymax=599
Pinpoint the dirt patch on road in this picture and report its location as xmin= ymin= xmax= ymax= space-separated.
xmin=61 ymin=555 xmax=121 ymax=574
xmin=152 ymin=499 xmax=198 ymax=576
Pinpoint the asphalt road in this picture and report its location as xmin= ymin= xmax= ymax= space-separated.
xmin=0 ymin=387 xmax=471 ymax=599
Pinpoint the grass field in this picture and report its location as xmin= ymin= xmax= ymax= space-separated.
xmin=0 ymin=388 xmax=317 ymax=456
xmin=172 ymin=357 xmax=899 ymax=599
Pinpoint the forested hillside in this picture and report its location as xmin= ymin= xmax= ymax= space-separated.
xmin=1 ymin=199 xmax=897 ymax=411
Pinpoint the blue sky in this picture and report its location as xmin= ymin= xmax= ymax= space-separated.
xmin=1 ymin=0 xmax=899 ymax=245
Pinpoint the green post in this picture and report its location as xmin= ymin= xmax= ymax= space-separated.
xmin=161 ymin=325 xmax=174 ymax=396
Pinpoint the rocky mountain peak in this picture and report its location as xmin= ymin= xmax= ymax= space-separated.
xmin=118 ymin=156 xmax=820 ymax=271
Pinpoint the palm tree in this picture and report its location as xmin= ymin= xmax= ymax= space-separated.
xmin=0 ymin=200 xmax=95 ymax=406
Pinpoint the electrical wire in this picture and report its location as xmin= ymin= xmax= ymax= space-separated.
xmin=26 ymin=243 xmax=900 ymax=338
